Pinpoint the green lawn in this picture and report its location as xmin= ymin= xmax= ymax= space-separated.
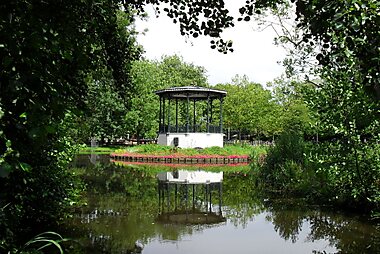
xmin=78 ymin=146 xmax=123 ymax=155
xmin=79 ymin=143 xmax=267 ymax=157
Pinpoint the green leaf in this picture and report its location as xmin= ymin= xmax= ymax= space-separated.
xmin=0 ymin=163 xmax=12 ymax=178
xmin=20 ymin=162 xmax=31 ymax=172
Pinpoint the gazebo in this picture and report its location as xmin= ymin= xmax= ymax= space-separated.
xmin=155 ymin=86 xmax=227 ymax=148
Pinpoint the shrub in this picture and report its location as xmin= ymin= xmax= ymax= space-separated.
xmin=0 ymin=164 xmax=83 ymax=250
xmin=258 ymin=131 xmax=306 ymax=191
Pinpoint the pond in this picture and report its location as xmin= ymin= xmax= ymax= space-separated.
xmin=65 ymin=155 xmax=380 ymax=254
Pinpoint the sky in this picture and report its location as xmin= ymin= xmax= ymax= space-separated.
xmin=134 ymin=1 xmax=287 ymax=86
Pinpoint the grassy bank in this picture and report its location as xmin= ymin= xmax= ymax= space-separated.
xmin=78 ymin=146 xmax=124 ymax=155
xmin=112 ymin=144 xmax=264 ymax=157
xmin=79 ymin=143 xmax=267 ymax=157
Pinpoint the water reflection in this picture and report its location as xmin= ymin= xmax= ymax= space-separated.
xmin=156 ymin=210 xmax=225 ymax=225
xmin=79 ymin=207 xmax=122 ymax=224
xmin=157 ymin=170 xmax=223 ymax=211
xmin=264 ymin=199 xmax=380 ymax=253
xmin=157 ymin=170 xmax=226 ymax=229
xmin=65 ymin=161 xmax=380 ymax=253
xmin=72 ymin=154 xmax=110 ymax=167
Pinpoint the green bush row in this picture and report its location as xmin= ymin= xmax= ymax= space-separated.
xmin=251 ymin=131 xmax=380 ymax=214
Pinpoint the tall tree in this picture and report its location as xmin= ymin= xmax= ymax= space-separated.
xmin=237 ymin=0 xmax=380 ymax=209
xmin=126 ymin=60 xmax=162 ymax=141
xmin=126 ymin=55 xmax=208 ymax=141
xmin=216 ymin=75 xmax=279 ymax=140
xmin=237 ymin=0 xmax=379 ymax=101
xmin=0 ymin=1 xmax=140 ymax=245
xmin=75 ymin=10 xmax=143 ymax=145
xmin=269 ymin=78 xmax=314 ymax=136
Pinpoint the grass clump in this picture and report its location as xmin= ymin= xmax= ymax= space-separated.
xmin=79 ymin=146 xmax=122 ymax=155
xmin=80 ymin=143 xmax=267 ymax=158
xmin=114 ymin=143 xmax=261 ymax=157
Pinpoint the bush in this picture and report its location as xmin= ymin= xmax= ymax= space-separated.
xmin=258 ymin=131 xmax=306 ymax=191
xmin=253 ymin=129 xmax=380 ymax=213
xmin=0 ymin=164 xmax=83 ymax=250
xmin=249 ymin=146 xmax=267 ymax=170
xmin=308 ymin=140 xmax=380 ymax=211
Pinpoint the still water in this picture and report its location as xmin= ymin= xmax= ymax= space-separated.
xmin=66 ymin=155 xmax=380 ymax=253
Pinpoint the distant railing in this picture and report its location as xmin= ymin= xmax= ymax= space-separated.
xmin=224 ymin=140 xmax=274 ymax=146
xmin=159 ymin=124 xmax=222 ymax=133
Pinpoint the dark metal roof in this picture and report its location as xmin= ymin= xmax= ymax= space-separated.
xmin=155 ymin=86 xmax=227 ymax=99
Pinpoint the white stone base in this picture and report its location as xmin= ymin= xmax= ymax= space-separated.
xmin=157 ymin=133 xmax=224 ymax=148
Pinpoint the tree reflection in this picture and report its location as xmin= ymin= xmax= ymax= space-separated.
xmin=223 ymin=171 xmax=380 ymax=253
xmin=66 ymin=163 xmax=380 ymax=254
xmin=222 ymin=171 xmax=264 ymax=228
xmin=264 ymin=199 xmax=380 ymax=253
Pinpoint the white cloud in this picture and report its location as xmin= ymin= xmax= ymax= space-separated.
xmin=135 ymin=1 xmax=286 ymax=86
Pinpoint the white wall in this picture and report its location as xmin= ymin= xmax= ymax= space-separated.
xmin=157 ymin=133 xmax=224 ymax=148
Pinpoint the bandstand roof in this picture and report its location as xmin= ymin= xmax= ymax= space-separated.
xmin=155 ymin=86 xmax=227 ymax=99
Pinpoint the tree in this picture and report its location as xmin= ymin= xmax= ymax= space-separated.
xmin=305 ymin=64 xmax=380 ymax=209
xmin=130 ymin=0 xmax=236 ymax=53
xmin=216 ymin=75 xmax=279 ymax=140
xmin=158 ymin=55 xmax=208 ymax=87
xmin=237 ymin=0 xmax=379 ymax=100
xmin=264 ymin=1 xmax=380 ymax=208
xmin=0 ymin=1 xmax=138 ymax=171
xmin=126 ymin=55 xmax=209 ymax=141
xmin=292 ymin=0 xmax=380 ymax=100
xmin=0 ymin=1 xmax=139 ymax=246
xmin=126 ymin=60 xmax=162 ymax=141
xmin=269 ymin=78 xmax=314 ymax=136
xmin=85 ymin=75 xmax=129 ymax=144
xmin=234 ymin=0 xmax=380 ymax=210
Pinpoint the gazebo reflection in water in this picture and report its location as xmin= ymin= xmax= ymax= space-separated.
xmin=156 ymin=170 xmax=225 ymax=225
